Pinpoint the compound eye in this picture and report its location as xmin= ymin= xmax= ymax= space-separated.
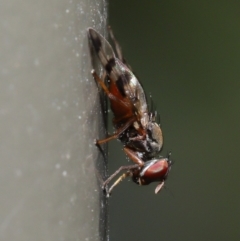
xmin=141 ymin=159 xmax=169 ymax=182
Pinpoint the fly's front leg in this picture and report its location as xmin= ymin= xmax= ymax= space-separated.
xmin=106 ymin=172 xmax=131 ymax=197
xmin=102 ymin=164 xmax=139 ymax=197
xmin=102 ymin=147 xmax=145 ymax=196
xmin=123 ymin=147 xmax=145 ymax=166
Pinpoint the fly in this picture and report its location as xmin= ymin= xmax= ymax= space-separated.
xmin=88 ymin=27 xmax=172 ymax=196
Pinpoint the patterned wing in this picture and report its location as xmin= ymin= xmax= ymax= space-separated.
xmin=88 ymin=28 xmax=149 ymax=127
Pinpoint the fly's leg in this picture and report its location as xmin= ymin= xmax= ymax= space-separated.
xmin=92 ymin=70 xmax=137 ymax=146
xmin=106 ymin=172 xmax=131 ymax=197
xmin=91 ymin=70 xmax=115 ymax=99
xmin=92 ymin=69 xmax=132 ymax=109
xmin=123 ymin=147 xmax=145 ymax=166
xmin=94 ymin=115 xmax=135 ymax=146
xmin=102 ymin=164 xmax=139 ymax=197
xmin=103 ymin=147 xmax=145 ymax=196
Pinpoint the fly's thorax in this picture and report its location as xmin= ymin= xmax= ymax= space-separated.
xmin=133 ymin=121 xmax=140 ymax=130
xmin=123 ymin=121 xmax=163 ymax=157
xmin=146 ymin=122 xmax=163 ymax=153
xmin=140 ymin=112 xmax=149 ymax=128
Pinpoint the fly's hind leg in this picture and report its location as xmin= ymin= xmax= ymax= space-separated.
xmin=92 ymin=69 xmax=127 ymax=109
xmin=92 ymin=70 xmax=136 ymax=146
xmin=91 ymin=70 xmax=114 ymax=98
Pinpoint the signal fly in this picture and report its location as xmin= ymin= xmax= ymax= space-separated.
xmin=88 ymin=27 xmax=172 ymax=196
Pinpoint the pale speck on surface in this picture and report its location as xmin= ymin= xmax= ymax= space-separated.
xmin=34 ymin=58 xmax=39 ymax=66
xmin=88 ymin=144 xmax=93 ymax=149
xmin=15 ymin=169 xmax=22 ymax=177
xmin=76 ymin=52 xmax=79 ymax=57
xmin=62 ymin=171 xmax=67 ymax=177
xmin=53 ymin=23 xmax=59 ymax=29
xmin=55 ymin=163 xmax=61 ymax=169
xmin=79 ymin=8 xmax=84 ymax=14
xmin=66 ymin=153 xmax=71 ymax=159
xmin=62 ymin=101 xmax=67 ymax=106
xmin=70 ymin=195 xmax=76 ymax=204
xmin=65 ymin=9 xmax=69 ymax=13
xmin=78 ymin=116 xmax=82 ymax=119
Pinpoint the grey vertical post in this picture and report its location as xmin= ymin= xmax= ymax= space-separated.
xmin=0 ymin=0 xmax=108 ymax=240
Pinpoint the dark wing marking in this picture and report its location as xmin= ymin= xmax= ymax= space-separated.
xmin=88 ymin=28 xmax=149 ymax=128
xmin=88 ymin=28 xmax=116 ymax=75
xmin=107 ymin=26 xmax=132 ymax=70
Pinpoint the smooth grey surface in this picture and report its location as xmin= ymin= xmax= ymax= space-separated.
xmin=0 ymin=0 xmax=108 ymax=240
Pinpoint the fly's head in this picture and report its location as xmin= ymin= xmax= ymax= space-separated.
xmin=133 ymin=154 xmax=172 ymax=194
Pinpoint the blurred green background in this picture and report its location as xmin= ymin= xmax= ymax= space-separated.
xmin=108 ymin=1 xmax=240 ymax=241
